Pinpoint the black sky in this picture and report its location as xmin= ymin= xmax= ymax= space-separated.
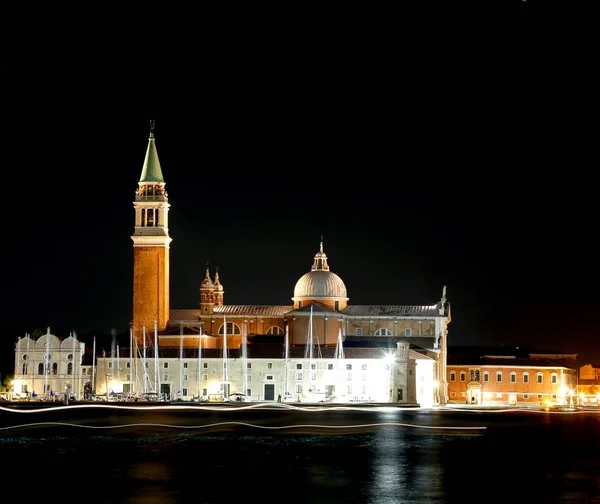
xmin=1 ymin=2 xmax=598 ymax=375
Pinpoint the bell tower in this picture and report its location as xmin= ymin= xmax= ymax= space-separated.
xmin=131 ymin=121 xmax=172 ymax=346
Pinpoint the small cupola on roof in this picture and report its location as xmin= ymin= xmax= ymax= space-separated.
xmin=293 ymin=240 xmax=348 ymax=310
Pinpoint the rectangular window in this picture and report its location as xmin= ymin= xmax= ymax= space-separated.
xmin=356 ymin=328 xmax=363 ymax=336
xmin=296 ymin=363 xmax=302 ymax=370
xmin=247 ymin=363 xmax=252 ymax=369
xmin=203 ymin=362 xmax=208 ymax=369
xmin=108 ymin=362 xmax=113 ymax=369
xmin=183 ymin=362 xmax=188 ymax=369
xmin=163 ymin=375 xmax=168 ymax=381
xmin=328 ymin=364 xmax=334 ymax=370
xmin=361 ymin=364 xmax=367 ymax=370
xmin=460 ymin=372 xmax=466 ymax=382
xmin=346 ymin=364 xmax=353 ymax=371
xmin=496 ymin=372 xmax=502 ymax=382
xmin=182 ymin=388 xmax=188 ymax=396
xmin=202 ymin=388 xmax=207 ymax=396
xmin=126 ymin=374 xmax=130 ymax=381
xmin=248 ymin=375 xmax=251 ymax=382
xmin=296 ymin=372 xmax=303 ymax=380
xmin=183 ymin=375 xmax=188 ymax=381
xmin=266 ymin=375 xmax=273 ymax=381
xmin=246 ymin=389 xmax=252 ymax=397
xmin=268 ymin=362 xmax=273 ymax=369
xmin=524 ymin=394 xmax=529 ymax=399
xmin=126 ymin=362 xmax=131 ymax=369
xmin=405 ymin=328 xmax=411 ymax=337
xmin=202 ymin=374 xmax=208 ymax=381
xmin=163 ymin=362 xmax=169 ymax=369
xmin=347 ymin=372 xmax=352 ymax=381
xmin=296 ymin=384 xmax=302 ymax=394
xmin=510 ymin=373 xmax=516 ymax=383
xmin=523 ymin=374 xmax=529 ymax=383
xmin=450 ymin=371 xmax=456 ymax=382
xmin=551 ymin=375 xmax=557 ymax=384
xmin=537 ymin=374 xmax=543 ymax=384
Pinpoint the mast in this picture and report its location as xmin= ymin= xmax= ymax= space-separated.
xmin=143 ymin=326 xmax=147 ymax=394
xmin=196 ymin=325 xmax=202 ymax=400
xmin=72 ymin=331 xmax=77 ymax=399
xmin=284 ymin=325 xmax=290 ymax=398
xmin=128 ymin=328 xmax=133 ymax=396
xmin=44 ymin=329 xmax=50 ymax=398
xmin=92 ymin=336 xmax=96 ymax=397
xmin=223 ymin=317 xmax=228 ymax=396
xmin=242 ymin=321 xmax=248 ymax=397
xmin=154 ymin=320 xmax=160 ymax=396
xmin=179 ymin=323 xmax=183 ymax=397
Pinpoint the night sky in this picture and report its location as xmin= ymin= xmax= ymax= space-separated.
xmin=1 ymin=2 xmax=598 ymax=376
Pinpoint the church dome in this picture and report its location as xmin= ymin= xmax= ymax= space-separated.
xmin=293 ymin=241 xmax=348 ymax=301
xmin=294 ymin=270 xmax=347 ymax=299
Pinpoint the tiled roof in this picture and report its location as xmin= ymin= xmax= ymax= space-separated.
xmin=344 ymin=335 xmax=437 ymax=351
xmin=342 ymin=305 xmax=442 ymax=317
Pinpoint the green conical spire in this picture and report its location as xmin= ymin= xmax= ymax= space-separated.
xmin=139 ymin=120 xmax=165 ymax=183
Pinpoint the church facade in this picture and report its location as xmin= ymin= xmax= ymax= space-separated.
xmin=13 ymin=123 xmax=451 ymax=406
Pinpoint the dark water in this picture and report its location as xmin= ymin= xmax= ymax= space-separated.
xmin=1 ymin=407 xmax=599 ymax=503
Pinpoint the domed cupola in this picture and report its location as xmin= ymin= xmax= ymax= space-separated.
xmin=292 ymin=240 xmax=349 ymax=311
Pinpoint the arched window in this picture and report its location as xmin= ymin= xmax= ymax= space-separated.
xmin=218 ymin=322 xmax=241 ymax=335
xmin=266 ymin=326 xmax=284 ymax=335
xmin=374 ymin=328 xmax=393 ymax=336
xmin=22 ymin=362 xmax=28 ymax=374
xmin=67 ymin=362 xmax=73 ymax=375
xmin=52 ymin=363 xmax=58 ymax=375
xmin=38 ymin=363 xmax=44 ymax=375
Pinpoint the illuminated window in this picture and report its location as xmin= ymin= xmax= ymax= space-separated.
xmin=496 ymin=393 xmax=502 ymax=398
xmin=218 ymin=322 xmax=241 ymax=335
xmin=450 ymin=392 xmax=456 ymax=397
xmin=510 ymin=372 xmax=516 ymax=383
xmin=266 ymin=326 xmax=284 ymax=335
xmin=375 ymin=328 xmax=392 ymax=336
